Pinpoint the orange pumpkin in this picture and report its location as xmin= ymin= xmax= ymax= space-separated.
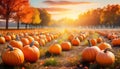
xmin=46 ymin=35 xmax=52 ymax=42
xmin=49 ymin=44 xmax=62 ymax=55
xmin=98 ymin=42 xmax=112 ymax=50
xmin=61 ymin=41 xmax=71 ymax=51
xmin=21 ymin=38 xmax=30 ymax=46
xmin=11 ymin=34 xmax=16 ymax=40
xmin=4 ymin=35 xmax=12 ymax=42
xmin=96 ymin=48 xmax=115 ymax=66
xmin=68 ymin=34 xmax=74 ymax=41
xmin=26 ymin=36 xmax=34 ymax=44
xmin=37 ymin=39 xmax=45 ymax=46
xmin=0 ymin=36 xmax=6 ymax=44
xmin=97 ymin=37 xmax=103 ymax=43
xmin=22 ymin=41 xmax=40 ymax=62
xmin=9 ymin=40 xmax=23 ymax=50
xmin=34 ymin=41 xmax=39 ymax=48
xmin=71 ymin=37 xmax=80 ymax=46
xmin=2 ymin=45 xmax=24 ymax=66
xmin=112 ymin=38 xmax=120 ymax=46
xmin=90 ymin=39 xmax=97 ymax=46
xmin=81 ymin=40 xmax=100 ymax=62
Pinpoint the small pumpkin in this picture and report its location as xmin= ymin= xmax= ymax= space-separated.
xmin=71 ymin=37 xmax=80 ymax=46
xmin=4 ymin=35 xmax=12 ymax=42
xmin=90 ymin=38 xmax=97 ymax=46
xmin=98 ymin=42 xmax=112 ymax=50
xmin=97 ymin=37 xmax=103 ymax=43
xmin=81 ymin=40 xmax=100 ymax=62
xmin=21 ymin=38 xmax=30 ymax=46
xmin=26 ymin=36 xmax=34 ymax=44
xmin=48 ymin=44 xmax=62 ymax=55
xmin=96 ymin=48 xmax=115 ymax=66
xmin=68 ymin=34 xmax=74 ymax=41
xmin=112 ymin=38 xmax=120 ymax=46
xmin=22 ymin=41 xmax=40 ymax=62
xmin=0 ymin=36 xmax=6 ymax=44
xmin=61 ymin=41 xmax=71 ymax=51
xmin=2 ymin=45 xmax=24 ymax=66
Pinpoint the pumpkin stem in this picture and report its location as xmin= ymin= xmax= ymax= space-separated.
xmin=16 ymin=35 xmax=20 ymax=41
xmin=88 ymin=40 xmax=91 ymax=47
xmin=30 ymin=41 xmax=34 ymax=47
xmin=7 ymin=45 xmax=14 ymax=51
xmin=104 ymin=48 xmax=112 ymax=53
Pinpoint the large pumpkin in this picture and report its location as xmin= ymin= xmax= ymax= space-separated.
xmin=81 ymin=40 xmax=100 ymax=62
xmin=96 ymin=48 xmax=115 ymax=66
xmin=98 ymin=42 xmax=112 ymax=50
xmin=22 ymin=41 xmax=40 ymax=62
xmin=0 ymin=36 xmax=6 ymax=44
xmin=61 ymin=41 xmax=71 ymax=51
xmin=49 ymin=44 xmax=62 ymax=55
xmin=2 ymin=45 xmax=24 ymax=66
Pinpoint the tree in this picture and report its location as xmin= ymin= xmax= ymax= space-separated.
xmin=38 ymin=9 xmax=51 ymax=26
xmin=0 ymin=0 xmax=29 ymax=29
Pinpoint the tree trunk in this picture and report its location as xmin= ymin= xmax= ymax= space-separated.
xmin=25 ymin=24 xmax=27 ymax=29
xmin=17 ymin=19 xmax=20 ymax=29
xmin=6 ymin=16 xmax=9 ymax=29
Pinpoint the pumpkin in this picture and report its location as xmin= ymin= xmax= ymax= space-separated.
xmin=11 ymin=34 xmax=16 ymax=40
xmin=61 ymin=41 xmax=71 ymax=51
xmin=112 ymin=38 xmax=120 ymax=46
xmin=81 ymin=40 xmax=100 ymax=62
xmin=46 ymin=35 xmax=52 ymax=42
xmin=37 ymin=39 xmax=45 ymax=46
xmin=0 ymin=36 xmax=6 ymax=44
xmin=4 ymin=35 xmax=12 ymax=42
xmin=98 ymin=42 xmax=112 ymax=50
xmin=21 ymin=38 xmax=30 ymax=46
xmin=34 ymin=41 xmax=39 ymax=48
xmin=26 ymin=36 xmax=34 ymax=44
xmin=49 ymin=44 xmax=62 ymax=55
xmin=78 ymin=36 xmax=84 ymax=41
xmin=96 ymin=48 xmax=115 ymax=66
xmin=2 ymin=45 xmax=24 ymax=66
xmin=90 ymin=38 xmax=97 ymax=46
xmin=97 ymin=37 xmax=103 ymax=43
xmin=22 ymin=41 xmax=40 ymax=62
xmin=71 ymin=37 xmax=80 ymax=46
xmin=68 ymin=34 xmax=74 ymax=41
xmin=9 ymin=35 xmax=23 ymax=50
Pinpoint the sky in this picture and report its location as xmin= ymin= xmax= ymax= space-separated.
xmin=30 ymin=0 xmax=120 ymax=20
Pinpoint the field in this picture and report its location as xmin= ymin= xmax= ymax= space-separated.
xmin=0 ymin=28 xmax=120 ymax=69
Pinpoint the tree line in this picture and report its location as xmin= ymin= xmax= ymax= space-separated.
xmin=76 ymin=4 xmax=120 ymax=27
xmin=0 ymin=0 xmax=51 ymax=29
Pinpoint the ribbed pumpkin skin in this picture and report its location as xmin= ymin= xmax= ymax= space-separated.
xmin=81 ymin=46 xmax=100 ymax=62
xmin=96 ymin=50 xmax=115 ymax=66
xmin=0 ymin=37 xmax=5 ymax=44
xmin=97 ymin=37 xmax=103 ymax=43
xmin=21 ymin=38 xmax=30 ymax=46
xmin=2 ymin=48 xmax=24 ymax=66
xmin=90 ymin=39 xmax=97 ymax=46
xmin=22 ymin=45 xmax=40 ymax=62
xmin=61 ymin=42 xmax=71 ymax=51
xmin=98 ymin=42 xmax=112 ymax=50
xmin=71 ymin=38 xmax=80 ymax=46
xmin=4 ymin=35 xmax=11 ymax=41
xmin=9 ymin=40 xmax=23 ymax=50
xmin=49 ymin=44 xmax=62 ymax=55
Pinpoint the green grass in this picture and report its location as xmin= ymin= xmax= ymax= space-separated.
xmin=43 ymin=57 xmax=58 ymax=66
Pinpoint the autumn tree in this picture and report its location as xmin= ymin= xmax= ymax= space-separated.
xmin=0 ymin=0 xmax=30 ymax=29
xmin=38 ymin=9 xmax=51 ymax=26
